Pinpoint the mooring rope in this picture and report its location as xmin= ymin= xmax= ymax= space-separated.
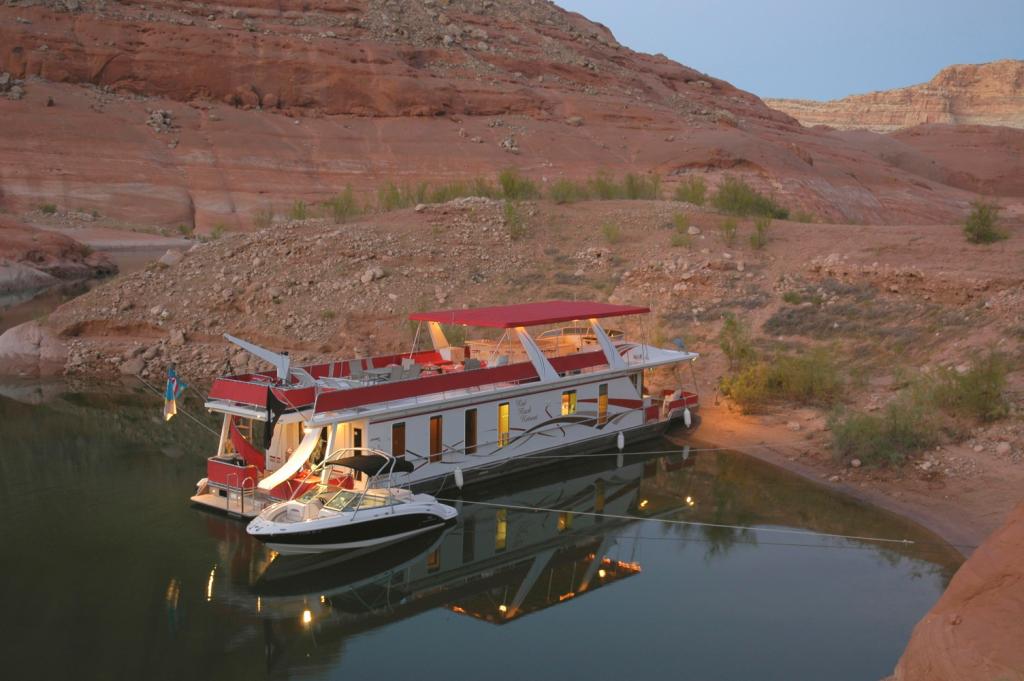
xmin=436 ymin=497 xmax=917 ymax=546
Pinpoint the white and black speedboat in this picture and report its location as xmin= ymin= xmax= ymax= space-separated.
xmin=246 ymin=449 xmax=458 ymax=554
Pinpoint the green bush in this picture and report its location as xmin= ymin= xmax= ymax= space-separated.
xmin=253 ymin=207 xmax=274 ymax=230
xmin=324 ymin=187 xmax=360 ymax=223
xmin=750 ymin=217 xmax=770 ymax=249
xmin=721 ymin=349 xmax=843 ymax=413
xmin=289 ymin=200 xmax=308 ymax=220
xmin=601 ymin=221 xmax=623 ymax=244
xmin=671 ymin=232 xmax=691 ymax=248
xmin=588 ymin=171 xmax=622 ymax=200
xmin=674 ymin=176 xmax=707 ymax=205
xmin=963 ymin=201 xmax=1007 ymax=244
xmin=505 ymin=201 xmax=527 ymax=241
xmin=429 ymin=178 xmax=498 ymax=203
xmin=717 ymin=314 xmax=757 ymax=370
xmin=377 ymin=183 xmax=409 ymax=212
xmin=177 ymin=223 xmax=195 ymax=237
xmin=719 ymin=217 xmax=738 ymax=246
xmin=924 ymin=352 xmax=1011 ymax=422
xmin=830 ymin=399 xmax=939 ymax=466
xmin=712 ymin=176 xmax=788 ymax=218
xmin=209 ymin=223 xmax=227 ymax=240
xmin=498 ymin=169 xmax=540 ymax=200
xmin=548 ymin=179 xmax=590 ymax=204
xmin=40 ymin=203 xmax=57 ymax=215
xmin=623 ymin=173 xmax=661 ymax=200
xmin=670 ymin=213 xmax=691 ymax=247
xmin=792 ymin=210 xmax=815 ymax=223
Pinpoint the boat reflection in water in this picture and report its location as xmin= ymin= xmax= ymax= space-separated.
xmin=200 ymin=443 xmax=961 ymax=678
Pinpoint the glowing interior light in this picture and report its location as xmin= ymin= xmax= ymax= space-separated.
xmin=302 ymin=609 xmax=313 ymax=625
xmin=498 ymin=604 xmax=508 ymax=613
xmin=638 ymin=499 xmax=649 ymax=509
xmin=320 ymin=595 xmax=326 ymax=604
xmin=598 ymin=569 xmax=607 ymax=578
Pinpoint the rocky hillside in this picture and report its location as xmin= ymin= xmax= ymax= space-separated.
xmin=0 ymin=0 xmax=1012 ymax=230
xmin=767 ymin=60 xmax=1024 ymax=132
xmin=0 ymin=218 xmax=115 ymax=297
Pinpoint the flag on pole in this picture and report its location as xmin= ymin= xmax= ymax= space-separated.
xmin=163 ymin=365 xmax=187 ymax=422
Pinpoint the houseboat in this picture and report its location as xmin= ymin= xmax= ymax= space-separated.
xmin=192 ymin=300 xmax=699 ymax=517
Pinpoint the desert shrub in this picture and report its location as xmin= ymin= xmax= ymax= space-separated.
xmin=289 ymin=200 xmax=308 ymax=220
xmin=321 ymin=309 xmax=337 ymax=320
xmin=588 ymin=171 xmax=622 ymax=200
xmin=670 ymin=232 xmax=691 ymax=248
xmin=721 ymin=349 xmax=843 ymax=413
xmin=924 ymin=351 xmax=1011 ymax=422
xmin=601 ymin=221 xmax=623 ymax=244
xmin=712 ymin=176 xmax=788 ymax=218
xmin=505 ymin=201 xmax=527 ymax=241
xmin=719 ymin=217 xmax=738 ymax=246
xmin=548 ymin=179 xmax=590 ymax=204
xmin=674 ymin=176 xmax=707 ymax=205
xmin=963 ymin=201 xmax=1007 ymax=244
xmin=252 ymin=207 xmax=274 ymax=230
xmin=781 ymin=291 xmax=802 ymax=304
xmin=377 ymin=183 xmax=409 ymax=212
xmin=717 ymin=314 xmax=757 ymax=370
xmin=177 ymin=223 xmax=195 ymax=237
xmin=429 ymin=178 xmax=497 ymax=203
xmin=670 ymin=213 xmax=692 ymax=247
xmin=750 ymin=217 xmax=770 ymax=249
xmin=40 ymin=203 xmax=57 ymax=215
xmin=623 ymin=173 xmax=661 ymax=200
xmin=209 ymin=223 xmax=227 ymax=240
xmin=830 ymin=399 xmax=938 ymax=466
xmin=792 ymin=210 xmax=815 ymax=223
xmin=324 ymin=187 xmax=360 ymax=223
xmin=498 ymin=169 xmax=540 ymax=200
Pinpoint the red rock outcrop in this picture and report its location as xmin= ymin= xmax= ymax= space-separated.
xmin=0 ymin=218 xmax=115 ymax=293
xmin=0 ymin=1 xmax=1008 ymax=230
xmin=767 ymin=60 xmax=1024 ymax=132
xmin=892 ymin=501 xmax=1024 ymax=681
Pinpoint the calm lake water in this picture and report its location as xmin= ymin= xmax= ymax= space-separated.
xmin=0 ymin=382 xmax=962 ymax=681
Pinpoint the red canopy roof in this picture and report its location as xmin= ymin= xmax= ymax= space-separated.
xmin=409 ymin=300 xmax=650 ymax=329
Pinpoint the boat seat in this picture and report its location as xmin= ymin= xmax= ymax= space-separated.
xmin=463 ymin=358 xmax=481 ymax=371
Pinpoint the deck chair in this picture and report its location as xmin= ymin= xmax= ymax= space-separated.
xmin=347 ymin=359 xmax=365 ymax=380
xmin=401 ymin=357 xmax=416 ymax=369
xmin=463 ymin=358 xmax=481 ymax=371
xmin=403 ymin=364 xmax=422 ymax=380
xmin=494 ymin=355 xmax=509 ymax=367
xmin=388 ymin=365 xmax=404 ymax=381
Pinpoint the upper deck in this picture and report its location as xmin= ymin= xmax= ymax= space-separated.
xmin=205 ymin=301 xmax=697 ymax=422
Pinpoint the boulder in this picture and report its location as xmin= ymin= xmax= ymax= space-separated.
xmin=0 ymin=260 xmax=59 ymax=295
xmin=157 ymin=249 xmax=184 ymax=267
xmin=0 ymin=321 xmax=68 ymax=376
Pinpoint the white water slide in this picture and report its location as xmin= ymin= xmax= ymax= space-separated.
xmin=257 ymin=427 xmax=323 ymax=491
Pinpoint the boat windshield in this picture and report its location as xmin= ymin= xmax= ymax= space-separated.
xmin=298 ymin=485 xmax=404 ymax=512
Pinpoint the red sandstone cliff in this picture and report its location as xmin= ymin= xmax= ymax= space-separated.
xmin=0 ymin=0 xmax=1010 ymax=230
xmin=767 ymin=60 xmax=1024 ymax=132
xmin=892 ymin=501 xmax=1024 ymax=681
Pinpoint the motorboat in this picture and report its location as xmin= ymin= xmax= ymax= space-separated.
xmin=246 ymin=449 xmax=458 ymax=554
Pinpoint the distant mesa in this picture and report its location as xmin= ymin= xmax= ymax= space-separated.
xmin=766 ymin=60 xmax=1024 ymax=132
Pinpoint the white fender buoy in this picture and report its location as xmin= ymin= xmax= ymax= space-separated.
xmin=454 ymin=467 xmax=465 ymax=490
xmin=617 ymin=431 xmax=625 ymax=451
xmin=682 ymin=445 xmax=691 ymax=461
xmin=616 ymin=452 xmax=624 ymax=469
xmin=683 ymin=408 xmax=692 ymax=428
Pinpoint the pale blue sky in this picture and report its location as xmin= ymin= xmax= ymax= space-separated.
xmin=558 ymin=0 xmax=1024 ymax=100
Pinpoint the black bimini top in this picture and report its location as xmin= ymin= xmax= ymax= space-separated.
xmin=330 ymin=454 xmax=414 ymax=475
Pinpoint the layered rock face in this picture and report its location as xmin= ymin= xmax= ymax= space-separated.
xmin=0 ymin=0 xmax=1001 ymax=229
xmin=892 ymin=502 xmax=1024 ymax=681
xmin=767 ymin=60 xmax=1024 ymax=132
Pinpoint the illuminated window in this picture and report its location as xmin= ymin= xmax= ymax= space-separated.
xmin=497 ymin=403 xmax=510 ymax=447
xmin=426 ymin=548 xmax=440 ymax=572
xmin=495 ymin=509 xmax=508 ymax=551
xmin=557 ymin=512 xmax=573 ymax=532
xmin=465 ymin=409 xmax=477 ymax=454
xmin=392 ymin=422 xmax=406 ymax=458
xmin=597 ymin=384 xmax=608 ymax=426
xmin=561 ymin=390 xmax=577 ymax=416
xmin=429 ymin=416 xmax=443 ymax=463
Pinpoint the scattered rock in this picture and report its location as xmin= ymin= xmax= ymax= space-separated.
xmin=119 ymin=357 xmax=145 ymax=376
xmin=157 ymin=249 xmax=184 ymax=267
xmin=786 ymin=420 xmax=801 ymax=432
xmin=850 ymin=458 xmax=862 ymax=468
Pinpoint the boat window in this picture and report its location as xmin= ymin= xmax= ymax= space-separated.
xmin=497 ymin=403 xmax=510 ymax=447
xmin=561 ymin=390 xmax=577 ymax=416
xmin=495 ymin=508 xmax=508 ymax=551
xmin=323 ymin=490 xmax=399 ymax=512
xmin=392 ymin=422 xmax=406 ymax=458
xmin=632 ymin=371 xmax=644 ymax=397
xmin=426 ymin=548 xmax=441 ymax=573
xmin=465 ymin=409 xmax=477 ymax=455
xmin=558 ymin=512 xmax=573 ymax=532
xmin=429 ymin=415 xmax=443 ymax=463
xmin=598 ymin=384 xmax=608 ymax=426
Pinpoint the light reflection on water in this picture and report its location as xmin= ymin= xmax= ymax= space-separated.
xmin=0 ymin=383 xmax=961 ymax=681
